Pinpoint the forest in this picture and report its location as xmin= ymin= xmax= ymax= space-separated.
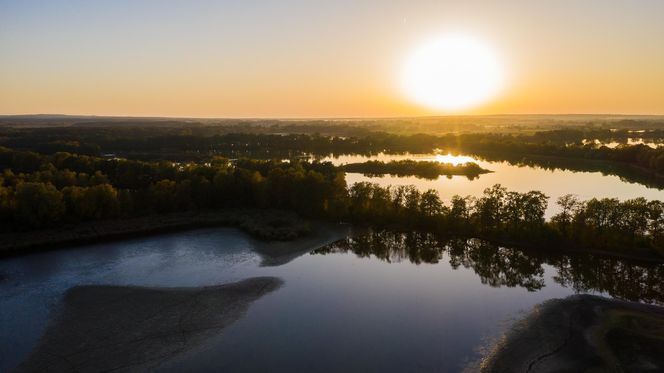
xmin=1 ymin=126 xmax=663 ymax=180
xmin=1 ymin=146 xmax=663 ymax=259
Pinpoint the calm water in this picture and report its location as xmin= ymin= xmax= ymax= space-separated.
xmin=2 ymin=228 xmax=662 ymax=372
xmin=319 ymin=153 xmax=664 ymax=218
xmin=582 ymin=138 xmax=663 ymax=148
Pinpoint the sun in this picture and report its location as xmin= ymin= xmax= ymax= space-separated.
xmin=401 ymin=34 xmax=504 ymax=112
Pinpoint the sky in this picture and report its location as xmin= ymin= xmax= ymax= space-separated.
xmin=1 ymin=0 xmax=664 ymax=118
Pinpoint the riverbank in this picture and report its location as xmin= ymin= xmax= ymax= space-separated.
xmin=16 ymin=277 xmax=283 ymax=372
xmin=481 ymin=294 xmax=664 ymax=372
xmin=252 ymin=222 xmax=351 ymax=266
xmin=0 ymin=209 xmax=311 ymax=258
xmin=2 ymin=208 xmax=661 ymax=265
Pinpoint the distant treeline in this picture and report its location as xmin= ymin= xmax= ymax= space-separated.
xmin=452 ymin=134 xmax=664 ymax=177
xmin=2 ymin=127 xmax=664 ymax=180
xmin=1 ymin=147 xmax=663 ymax=258
xmin=341 ymin=160 xmax=490 ymax=179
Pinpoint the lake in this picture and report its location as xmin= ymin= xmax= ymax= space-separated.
xmin=318 ymin=153 xmax=664 ymax=218
xmin=1 ymin=228 xmax=662 ymax=372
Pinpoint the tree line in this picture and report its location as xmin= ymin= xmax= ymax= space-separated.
xmin=341 ymin=160 xmax=490 ymax=180
xmin=3 ymin=127 xmax=663 ymax=180
xmin=1 ymin=146 xmax=663 ymax=258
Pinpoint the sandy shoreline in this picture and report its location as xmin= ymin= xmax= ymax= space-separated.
xmin=481 ymin=294 xmax=664 ymax=372
xmin=16 ymin=277 xmax=283 ymax=372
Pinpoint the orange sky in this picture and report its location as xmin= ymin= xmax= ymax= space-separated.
xmin=1 ymin=1 xmax=663 ymax=117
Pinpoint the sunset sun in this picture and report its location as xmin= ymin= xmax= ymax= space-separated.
xmin=401 ymin=34 xmax=504 ymax=112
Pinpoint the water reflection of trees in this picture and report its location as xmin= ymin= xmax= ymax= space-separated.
xmin=474 ymin=153 xmax=664 ymax=190
xmin=553 ymin=255 xmax=664 ymax=303
xmin=313 ymin=230 xmax=664 ymax=303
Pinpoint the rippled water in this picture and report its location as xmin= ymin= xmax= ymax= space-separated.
xmin=2 ymin=228 xmax=661 ymax=372
xmin=319 ymin=153 xmax=664 ymax=218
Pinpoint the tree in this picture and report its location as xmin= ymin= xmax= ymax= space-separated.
xmin=648 ymin=201 xmax=664 ymax=252
xmin=503 ymin=191 xmax=523 ymax=232
xmin=62 ymin=185 xmax=86 ymax=218
xmin=82 ymin=184 xmax=120 ymax=219
xmin=521 ymin=191 xmax=548 ymax=230
xmin=403 ymin=187 xmax=421 ymax=221
xmin=551 ymin=194 xmax=580 ymax=237
xmin=448 ymin=195 xmax=471 ymax=232
xmin=420 ymin=189 xmax=445 ymax=217
xmin=150 ymin=179 xmax=177 ymax=213
xmin=14 ymin=182 xmax=65 ymax=228
xmin=474 ymin=184 xmax=507 ymax=232
xmin=0 ymin=182 xmax=13 ymax=223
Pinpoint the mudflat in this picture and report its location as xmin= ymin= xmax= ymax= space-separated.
xmin=481 ymin=294 xmax=664 ymax=372
xmin=16 ymin=277 xmax=282 ymax=372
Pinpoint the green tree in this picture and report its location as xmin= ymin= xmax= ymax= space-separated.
xmin=14 ymin=182 xmax=65 ymax=228
xmin=551 ymin=194 xmax=580 ymax=237
xmin=474 ymin=184 xmax=507 ymax=232
xmin=82 ymin=184 xmax=120 ymax=219
xmin=0 ymin=182 xmax=13 ymax=223
xmin=150 ymin=179 xmax=177 ymax=213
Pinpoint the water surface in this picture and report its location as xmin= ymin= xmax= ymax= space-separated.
xmin=2 ymin=228 xmax=661 ymax=372
xmin=320 ymin=153 xmax=664 ymax=217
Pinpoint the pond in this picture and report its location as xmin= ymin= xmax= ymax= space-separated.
xmin=1 ymin=228 xmax=662 ymax=372
xmin=318 ymin=153 xmax=664 ymax=218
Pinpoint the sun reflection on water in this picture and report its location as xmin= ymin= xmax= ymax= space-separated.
xmin=431 ymin=153 xmax=479 ymax=165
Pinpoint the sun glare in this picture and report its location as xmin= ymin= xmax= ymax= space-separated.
xmin=433 ymin=153 xmax=479 ymax=165
xmin=401 ymin=34 xmax=504 ymax=112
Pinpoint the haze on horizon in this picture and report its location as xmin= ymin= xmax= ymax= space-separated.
xmin=1 ymin=0 xmax=664 ymax=118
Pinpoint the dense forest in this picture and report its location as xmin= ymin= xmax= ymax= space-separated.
xmin=1 ymin=146 xmax=663 ymax=258
xmin=1 ymin=126 xmax=663 ymax=181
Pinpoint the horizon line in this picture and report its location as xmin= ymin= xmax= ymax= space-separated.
xmin=2 ymin=113 xmax=664 ymax=121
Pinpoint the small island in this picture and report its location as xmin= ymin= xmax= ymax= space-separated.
xmin=341 ymin=160 xmax=492 ymax=179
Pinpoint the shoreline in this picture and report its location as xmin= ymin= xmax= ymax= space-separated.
xmin=0 ymin=209 xmax=311 ymax=258
xmin=2 ymin=212 xmax=662 ymax=265
xmin=481 ymin=294 xmax=664 ymax=372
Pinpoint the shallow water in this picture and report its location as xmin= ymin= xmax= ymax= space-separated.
xmin=2 ymin=228 xmax=661 ymax=372
xmin=319 ymin=153 xmax=664 ymax=218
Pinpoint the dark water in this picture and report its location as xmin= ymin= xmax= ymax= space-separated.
xmin=2 ymin=228 xmax=662 ymax=372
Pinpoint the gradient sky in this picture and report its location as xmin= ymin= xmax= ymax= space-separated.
xmin=2 ymin=0 xmax=664 ymax=117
